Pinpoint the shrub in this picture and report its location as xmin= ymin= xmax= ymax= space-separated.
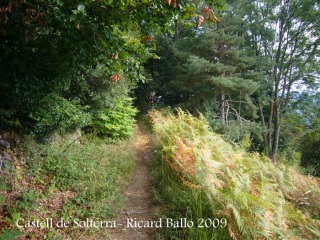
xmin=93 ymin=98 xmax=137 ymax=141
xmin=29 ymin=94 xmax=90 ymax=135
xmin=299 ymin=128 xmax=320 ymax=176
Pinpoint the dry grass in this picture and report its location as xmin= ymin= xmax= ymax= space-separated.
xmin=150 ymin=108 xmax=320 ymax=240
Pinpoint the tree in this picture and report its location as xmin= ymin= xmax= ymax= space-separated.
xmin=0 ymin=0 xmax=225 ymax=134
xmin=232 ymin=0 xmax=320 ymax=160
xmin=140 ymin=11 xmax=266 ymax=148
xmin=281 ymin=92 xmax=320 ymax=174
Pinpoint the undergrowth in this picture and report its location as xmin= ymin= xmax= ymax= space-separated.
xmin=151 ymin=150 xmax=230 ymax=240
xmin=150 ymin=109 xmax=320 ymax=240
xmin=0 ymin=132 xmax=135 ymax=239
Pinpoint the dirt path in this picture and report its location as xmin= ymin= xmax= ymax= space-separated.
xmin=109 ymin=124 xmax=157 ymax=240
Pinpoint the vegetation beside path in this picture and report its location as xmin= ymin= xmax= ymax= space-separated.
xmin=149 ymin=109 xmax=320 ymax=240
xmin=0 ymin=132 xmax=135 ymax=239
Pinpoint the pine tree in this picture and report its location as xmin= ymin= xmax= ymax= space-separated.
xmin=173 ymin=23 xmax=260 ymax=122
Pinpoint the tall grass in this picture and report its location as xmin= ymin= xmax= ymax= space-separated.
xmin=151 ymin=151 xmax=230 ymax=240
xmin=150 ymin=109 xmax=320 ymax=240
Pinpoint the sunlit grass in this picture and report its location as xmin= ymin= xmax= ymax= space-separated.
xmin=150 ymin=108 xmax=320 ymax=240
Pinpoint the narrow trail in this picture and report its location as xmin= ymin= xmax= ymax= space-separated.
xmin=110 ymin=124 xmax=157 ymax=240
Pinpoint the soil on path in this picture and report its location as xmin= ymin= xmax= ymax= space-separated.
xmin=109 ymin=124 xmax=157 ymax=240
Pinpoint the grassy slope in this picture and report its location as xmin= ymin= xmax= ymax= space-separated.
xmin=0 ymin=132 xmax=135 ymax=239
xmin=150 ymin=109 xmax=320 ymax=240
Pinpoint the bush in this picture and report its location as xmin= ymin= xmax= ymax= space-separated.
xmin=93 ymin=98 xmax=137 ymax=141
xmin=29 ymin=94 xmax=90 ymax=135
xmin=204 ymin=101 xmax=265 ymax=152
xmin=299 ymin=128 xmax=320 ymax=176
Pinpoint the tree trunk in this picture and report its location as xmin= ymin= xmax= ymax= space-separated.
xmin=271 ymin=75 xmax=280 ymax=161
xmin=258 ymin=99 xmax=268 ymax=154
xmin=221 ymin=93 xmax=226 ymax=124
xmin=272 ymin=101 xmax=281 ymax=161
xmin=267 ymin=100 xmax=273 ymax=158
xmin=174 ymin=20 xmax=179 ymax=42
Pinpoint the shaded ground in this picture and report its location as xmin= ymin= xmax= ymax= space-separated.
xmin=109 ymin=124 xmax=157 ymax=240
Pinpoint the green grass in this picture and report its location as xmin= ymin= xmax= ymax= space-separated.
xmin=0 ymin=132 xmax=135 ymax=239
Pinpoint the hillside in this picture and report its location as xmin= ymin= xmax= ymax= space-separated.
xmin=149 ymin=109 xmax=320 ymax=239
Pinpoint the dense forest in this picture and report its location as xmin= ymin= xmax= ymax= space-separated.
xmin=0 ymin=0 xmax=319 ymax=239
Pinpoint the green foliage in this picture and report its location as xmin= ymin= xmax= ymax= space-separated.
xmin=0 ymin=132 xmax=136 ymax=238
xmin=149 ymin=109 xmax=320 ymax=240
xmin=204 ymin=100 xmax=265 ymax=151
xmin=232 ymin=0 xmax=320 ymax=159
xmin=0 ymin=0 xmax=225 ymax=134
xmin=280 ymin=93 xmax=320 ymax=174
xmin=14 ymin=190 xmax=39 ymax=213
xmin=299 ymin=128 xmax=320 ymax=176
xmin=140 ymin=14 xmax=261 ymax=114
xmin=93 ymin=98 xmax=137 ymax=141
xmin=26 ymin=134 xmax=135 ymax=219
xmin=278 ymin=149 xmax=302 ymax=171
xmin=29 ymin=94 xmax=90 ymax=135
xmin=0 ymin=229 xmax=22 ymax=240
xmin=139 ymin=0 xmax=320 ymax=163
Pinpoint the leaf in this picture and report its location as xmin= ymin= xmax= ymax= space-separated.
xmin=77 ymin=4 xmax=85 ymax=11
xmin=56 ymin=0 xmax=64 ymax=6
xmin=173 ymin=0 xmax=177 ymax=8
xmin=110 ymin=74 xmax=120 ymax=82
xmin=197 ymin=16 xmax=204 ymax=27
xmin=165 ymin=0 xmax=177 ymax=8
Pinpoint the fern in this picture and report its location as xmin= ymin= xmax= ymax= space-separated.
xmin=93 ymin=98 xmax=137 ymax=141
xmin=150 ymin=108 xmax=320 ymax=239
